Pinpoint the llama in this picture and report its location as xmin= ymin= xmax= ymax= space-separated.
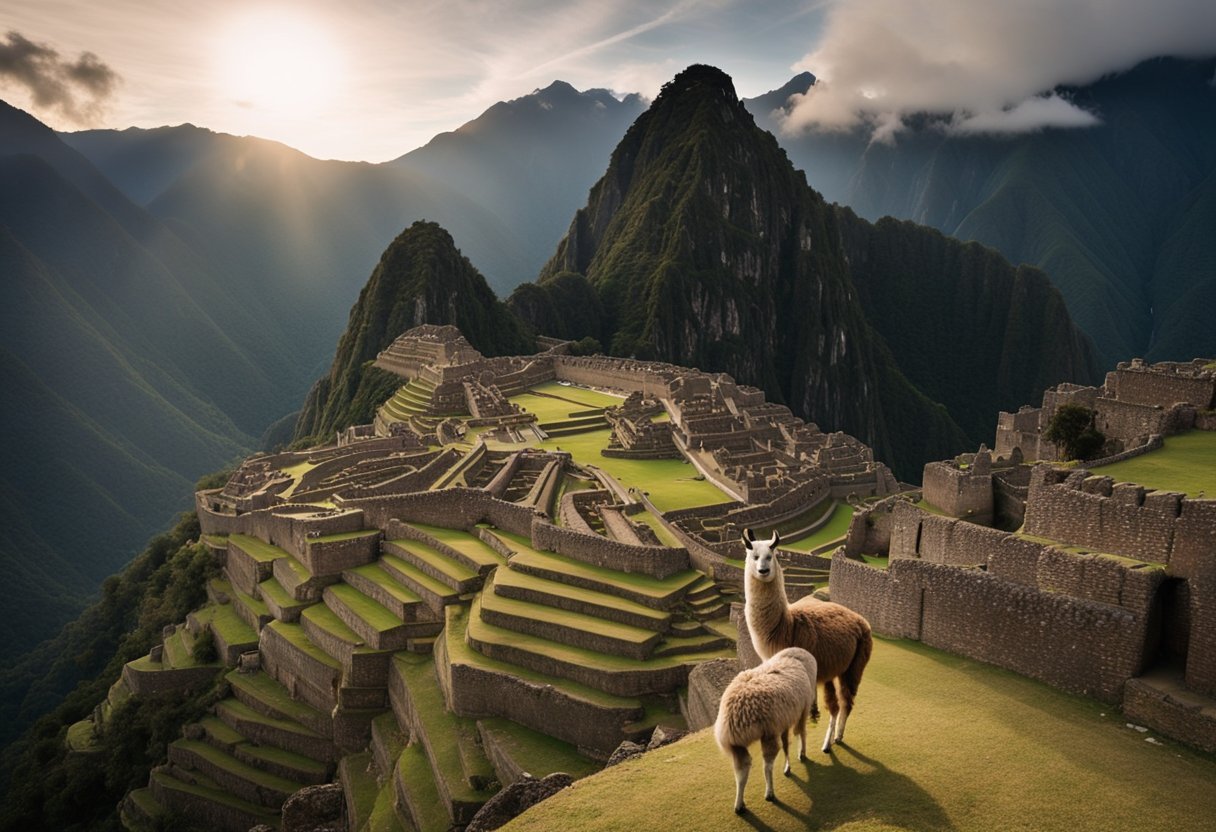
xmin=714 ymin=647 xmax=819 ymax=814
xmin=742 ymin=528 xmax=872 ymax=752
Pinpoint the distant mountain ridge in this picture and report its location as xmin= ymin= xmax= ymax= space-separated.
xmin=745 ymin=57 xmax=1216 ymax=367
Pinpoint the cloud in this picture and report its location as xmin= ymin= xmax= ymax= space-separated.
xmin=782 ymin=0 xmax=1216 ymax=140
xmin=0 ymin=30 xmax=120 ymax=125
xmin=950 ymin=92 xmax=1102 ymax=136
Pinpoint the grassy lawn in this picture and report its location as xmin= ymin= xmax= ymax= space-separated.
xmin=632 ymin=507 xmax=684 ymax=547
xmin=783 ymin=504 xmax=856 ymax=552
xmin=503 ymin=637 xmax=1216 ymax=832
xmin=1092 ymin=430 xmax=1216 ymax=497
xmin=411 ymin=523 xmax=507 ymax=568
xmin=533 ymin=427 xmax=728 ymax=512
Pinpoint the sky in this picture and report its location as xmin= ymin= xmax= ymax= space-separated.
xmin=1 ymin=0 xmax=1214 ymax=161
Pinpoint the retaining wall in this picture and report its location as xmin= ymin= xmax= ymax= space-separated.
xmin=531 ymin=520 xmax=689 ymax=579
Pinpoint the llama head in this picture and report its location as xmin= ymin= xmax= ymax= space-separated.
xmin=741 ymin=527 xmax=782 ymax=583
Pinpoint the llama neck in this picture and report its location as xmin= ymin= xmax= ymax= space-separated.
xmin=744 ymin=561 xmax=792 ymax=655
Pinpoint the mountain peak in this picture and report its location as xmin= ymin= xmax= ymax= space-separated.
xmin=657 ymin=64 xmax=739 ymax=105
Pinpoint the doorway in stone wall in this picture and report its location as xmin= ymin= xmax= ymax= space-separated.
xmin=1151 ymin=577 xmax=1190 ymax=672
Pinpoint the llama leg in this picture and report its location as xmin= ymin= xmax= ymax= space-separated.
xmin=837 ymin=637 xmax=869 ymax=745
xmin=822 ymin=681 xmax=839 ymax=753
xmin=781 ymin=727 xmax=792 ymax=775
xmin=730 ymin=745 xmax=751 ymax=814
xmin=761 ymin=734 xmax=780 ymax=802
xmin=797 ymin=707 xmax=809 ymax=760
xmin=835 ymin=704 xmax=850 ymax=744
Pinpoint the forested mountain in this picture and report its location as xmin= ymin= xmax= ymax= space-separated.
xmin=509 ymin=65 xmax=1098 ymax=478
xmin=746 ymin=57 xmax=1216 ymax=367
xmin=0 ymin=103 xmax=283 ymax=658
xmin=294 ymin=221 xmax=534 ymax=441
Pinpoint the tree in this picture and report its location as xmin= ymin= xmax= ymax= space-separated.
xmin=1044 ymin=403 xmax=1105 ymax=461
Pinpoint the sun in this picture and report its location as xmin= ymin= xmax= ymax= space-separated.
xmin=214 ymin=9 xmax=344 ymax=114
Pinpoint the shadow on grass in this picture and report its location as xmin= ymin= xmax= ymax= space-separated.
xmin=767 ymin=742 xmax=954 ymax=831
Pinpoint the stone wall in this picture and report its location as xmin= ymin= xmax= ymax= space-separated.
xmin=530 ymin=520 xmax=689 ymax=580
xmin=1123 ymin=678 xmax=1216 ymax=753
xmin=1023 ymin=467 xmax=1189 ymax=565
xmin=335 ymin=488 xmax=537 ymax=538
xmin=921 ymin=460 xmax=993 ymax=521
xmin=1109 ymin=366 xmax=1216 ymax=409
xmin=301 ymin=532 xmax=381 ymax=577
xmin=830 ymin=556 xmax=1152 ymax=702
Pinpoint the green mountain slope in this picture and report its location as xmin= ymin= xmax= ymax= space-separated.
xmin=511 ymin=65 xmax=1095 ymax=478
xmin=294 ymin=221 xmax=534 ymax=441
xmin=0 ymin=107 xmax=271 ymax=659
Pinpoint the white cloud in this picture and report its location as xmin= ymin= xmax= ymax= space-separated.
xmin=783 ymin=0 xmax=1216 ymax=139
xmin=950 ymin=92 xmax=1101 ymax=135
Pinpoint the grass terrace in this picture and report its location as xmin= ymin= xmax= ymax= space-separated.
xmin=501 ymin=637 xmax=1216 ymax=832
xmin=783 ymin=503 xmax=855 ymax=552
xmin=478 ymin=717 xmax=601 ymax=780
xmin=229 ymin=534 xmax=290 ymax=563
xmin=1091 ymin=430 xmax=1216 ymax=497
xmin=512 ymin=381 xmax=624 ymax=422
xmin=490 ymin=530 xmax=703 ymax=602
xmin=410 ymin=523 xmax=507 ymax=570
xmin=279 ymin=460 xmax=319 ymax=499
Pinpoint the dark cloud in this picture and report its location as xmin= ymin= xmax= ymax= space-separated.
xmin=0 ymin=30 xmax=120 ymax=125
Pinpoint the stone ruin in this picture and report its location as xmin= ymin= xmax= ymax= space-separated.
xmin=837 ymin=357 xmax=1216 ymax=752
xmin=102 ymin=323 xmax=908 ymax=832
xmin=996 ymin=357 xmax=1216 ymax=463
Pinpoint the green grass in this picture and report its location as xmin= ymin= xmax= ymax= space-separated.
xmin=861 ymin=555 xmax=890 ymax=569
xmin=239 ymin=743 xmax=330 ymax=779
xmin=492 ymin=530 xmax=702 ymax=599
xmin=443 ymin=605 xmax=641 ymax=710
xmin=311 ymin=529 xmax=380 ymax=543
xmin=409 ymin=523 xmax=507 ymax=568
xmin=630 ymin=508 xmax=683 ymax=547
xmin=1092 ymin=430 xmax=1216 ymax=497
xmin=228 ymin=534 xmax=290 ymax=563
xmin=393 ymin=655 xmax=496 ymax=803
xmin=363 ymin=776 xmax=406 ymax=832
xmin=226 ymin=671 xmax=326 ymax=727
xmin=533 ymin=427 xmax=729 ymax=512
xmin=502 ymin=637 xmax=1216 ymax=832
xmin=913 ymin=499 xmax=949 ymax=516
xmin=782 ymin=504 xmax=855 ymax=552
xmin=386 ymin=540 xmax=477 ymax=584
xmin=492 ymin=565 xmax=671 ymax=628
xmin=327 ymin=583 xmax=403 ymax=633
xmin=210 ymin=603 xmax=257 ymax=648
xmin=478 ymin=717 xmax=602 ymax=780
xmin=149 ymin=771 xmax=278 ymax=823
xmin=469 ymin=597 xmax=730 ymax=673
xmin=65 ymin=718 xmax=96 ymax=751
xmin=173 ymin=739 xmax=304 ymax=793
xmin=268 ymin=620 xmax=342 ymax=668
xmin=215 ymin=698 xmax=324 ymax=741
xmin=395 ymin=742 xmax=452 ymax=832
xmin=480 ymin=573 xmax=662 ymax=646
xmin=341 ymin=751 xmax=381 ymax=830
xmin=345 ymin=563 xmax=423 ymax=606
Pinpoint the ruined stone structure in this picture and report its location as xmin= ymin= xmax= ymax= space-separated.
xmin=100 ymin=324 xmax=908 ymax=831
xmin=996 ymin=358 xmax=1216 ymax=462
xmin=836 ymin=359 xmax=1216 ymax=753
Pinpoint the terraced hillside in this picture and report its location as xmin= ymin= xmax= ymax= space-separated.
xmin=80 ymin=325 xmax=904 ymax=831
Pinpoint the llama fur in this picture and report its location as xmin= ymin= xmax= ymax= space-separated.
xmin=715 ymin=647 xmax=819 ymax=814
xmin=742 ymin=528 xmax=873 ymax=752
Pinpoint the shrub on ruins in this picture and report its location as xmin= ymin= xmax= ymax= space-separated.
xmin=191 ymin=629 xmax=218 ymax=664
xmin=568 ymin=336 xmax=603 ymax=356
xmin=1043 ymin=404 xmax=1106 ymax=461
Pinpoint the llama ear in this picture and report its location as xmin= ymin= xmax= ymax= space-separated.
xmin=769 ymin=531 xmax=781 ymax=548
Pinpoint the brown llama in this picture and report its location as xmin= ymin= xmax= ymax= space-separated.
xmin=741 ymin=527 xmax=872 ymax=752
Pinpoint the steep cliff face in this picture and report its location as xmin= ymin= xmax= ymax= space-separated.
xmin=511 ymin=65 xmax=1098 ymax=479
xmin=294 ymin=221 xmax=532 ymax=440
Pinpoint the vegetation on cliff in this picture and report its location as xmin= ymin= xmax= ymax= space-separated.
xmin=293 ymin=220 xmax=534 ymax=442
xmin=0 ymin=504 xmax=221 ymax=831
xmin=509 ymin=64 xmax=1096 ymax=479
